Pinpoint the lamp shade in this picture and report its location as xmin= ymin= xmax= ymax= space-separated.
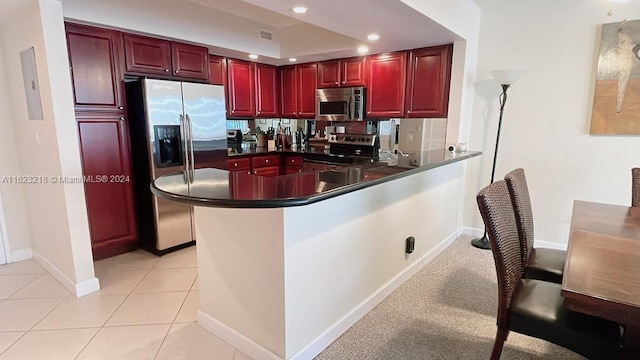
xmin=489 ymin=69 xmax=525 ymax=85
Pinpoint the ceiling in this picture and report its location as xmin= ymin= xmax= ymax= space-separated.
xmin=1 ymin=0 xmax=463 ymax=65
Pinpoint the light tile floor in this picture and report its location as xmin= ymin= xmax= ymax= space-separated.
xmin=0 ymin=246 xmax=251 ymax=360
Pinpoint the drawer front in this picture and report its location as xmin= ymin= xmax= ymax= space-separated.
xmin=228 ymin=157 xmax=251 ymax=171
xmin=252 ymin=155 xmax=281 ymax=168
xmin=253 ymin=165 xmax=280 ymax=177
xmin=285 ymin=155 xmax=303 ymax=167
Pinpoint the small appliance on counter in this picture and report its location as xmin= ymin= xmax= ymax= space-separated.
xmin=227 ymin=129 xmax=243 ymax=147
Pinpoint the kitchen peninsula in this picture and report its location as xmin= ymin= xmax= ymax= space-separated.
xmin=151 ymin=149 xmax=480 ymax=360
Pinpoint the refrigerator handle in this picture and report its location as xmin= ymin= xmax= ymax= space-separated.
xmin=186 ymin=113 xmax=195 ymax=183
xmin=179 ymin=114 xmax=188 ymax=184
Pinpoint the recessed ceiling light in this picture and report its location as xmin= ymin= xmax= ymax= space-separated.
xmin=367 ymin=34 xmax=380 ymax=41
xmin=289 ymin=58 xmax=297 ymax=62
xmin=357 ymin=46 xmax=369 ymax=54
xmin=249 ymin=54 xmax=258 ymax=59
xmin=292 ymin=6 xmax=308 ymax=14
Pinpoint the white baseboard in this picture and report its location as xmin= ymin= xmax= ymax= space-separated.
xmin=198 ymin=311 xmax=282 ymax=360
xmin=32 ymin=250 xmax=100 ymax=298
xmin=289 ymin=228 xmax=461 ymax=360
xmin=534 ymin=240 xmax=567 ymax=251
xmin=11 ymin=248 xmax=32 ymax=262
xmin=198 ymin=229 xmax=460 ymax=360
xmin=464 ymin=227 xmax=568 ymax=251
xmin=462 ymin=226 xmax=484 ymax=238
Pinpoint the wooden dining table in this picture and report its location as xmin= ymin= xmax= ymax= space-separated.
xmin=561 ymin=200 xmax=640 ymax=359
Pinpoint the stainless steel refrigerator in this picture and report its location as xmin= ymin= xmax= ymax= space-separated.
xmin=126 ymin=78 xmax=227 ymax=254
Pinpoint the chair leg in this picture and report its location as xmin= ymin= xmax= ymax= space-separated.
xmin=490 ymin=327 xmax=508 ymax=360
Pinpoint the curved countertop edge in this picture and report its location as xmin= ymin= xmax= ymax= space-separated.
xmin=150 ymin=151 xmax=481 ymax=209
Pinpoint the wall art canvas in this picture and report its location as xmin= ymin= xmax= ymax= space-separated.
xmin=590 ymin=19 xmax=640 ymax=135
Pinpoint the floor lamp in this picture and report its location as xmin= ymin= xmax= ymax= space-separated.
xmin=471 ymin=69 xmax=525 ymax=250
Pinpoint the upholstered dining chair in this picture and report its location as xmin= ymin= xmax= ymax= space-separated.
xmin=477 ymin=180 xmax=622 ymax=360
xmin=632 ymin=168 xmax=640 ymax=207
xmin=504 ymin=168 xmax=566 ymax=284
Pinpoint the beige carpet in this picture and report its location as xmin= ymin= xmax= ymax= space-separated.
xmin=316 ymin=234 xmax=584 ymax=360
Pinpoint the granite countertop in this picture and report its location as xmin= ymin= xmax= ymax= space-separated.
xmin=151 ymin=149 xmax=481 ymax=208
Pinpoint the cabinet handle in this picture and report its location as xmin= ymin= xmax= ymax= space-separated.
xmin=265 ymin=159 xmax=269 ymax=163
xmin=119 ymin=116 xmax=125 ymax=121
xmin=234 ymin=163 xmax=238 ymax=167
xmin=164 ymin=69 xmax=169 ymax=72
xmin=175 ymin=70 xmax=179 ymax=74
xmin=247 ymin=171 xmax=251 ymax=175
xmin=341 ymin=81 xmax=345 ymax=84
xmin=407 ymin=110 xmax=412 ymax=114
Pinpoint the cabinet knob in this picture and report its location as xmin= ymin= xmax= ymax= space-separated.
xmin=367 ymin=110 xmax=371 ymax=114
xmin=119 ymin=116 xmax=125 ymax=121
xmin=175 ymin=70 xmax=179 ymax=74
xmin=118 ymin=106 xmax=124 ymax=110
xmin=341 ymin=81 xmax=345 ymax=84
xmin=335 ymin=81 xmax=339 ymax=85
xmin=265 ymin=159 xmax=269 ymax=163
xmin=407 ymin=110 xmax=412 ymax=114
xmin=234 ymin=163 xmax=238 ymax=167
xmin=164 ymin=69 xmax=169 ymax=72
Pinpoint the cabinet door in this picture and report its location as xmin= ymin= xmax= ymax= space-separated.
xmin=405 ymin=45 xmax=453 ymax=118
xmin=76 ymin=113 xmax=138 ymax=260
xmin=342 ymin=57 xmax=366 ymax=87
xmin=297 ymin=63 xmax=317 ymax=118
xmin=280 ymin=66 xmax=298 ymax=118
xmin=65 ymin=23 xmax=124 ymax=112
xmin=366 ymin=52 xmax=407 ymax=118
xmin=123 ymin=34 xmax=171 ymax=76
xmin=208 ymin=55 xmax=227 ymax=86
xmin=171 ymin=42 xmax=209 ymax=81
xmin=317 ymin=60 xmax=340 ymax=88
xmin=255 ymin=63 xmax=279 ymax=118
xmin=226 ymin=59 xmax=256 ymax=118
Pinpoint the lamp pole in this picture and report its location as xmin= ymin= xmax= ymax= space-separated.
xmin=471 ymin=70 xmax=524 ymax=250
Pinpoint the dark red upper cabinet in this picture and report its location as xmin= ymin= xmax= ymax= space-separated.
xmin=318 ymin=58 xmax=365 ymax=88
xmin=280 ymin=65 xmax=297 ymax=118
xmin=297 ymin=63 xmax=317 ymax=118
xmin=208 ymin=55 xmax=227 ymax=86
xmin=66 ymin=23 xmax=124 ymax=112
xmin=255 ymin=63 xmax=279 ymax=118
xmin=171 ymin=42 xmax=209 ymax=81
xmin=405 ymin=45 xmax=453 ymax=118
xmin=317 ymin=60 xmax=340 ymax=88
xmin=227 ymin=59 xmax=255 ymax=118
xmin=122 ymin=33 xmax=208 ymax=81
xmin=123 ymin=34 xmax=171 ymax=76
xmin=366 ymin=52 xmax=408 ymax=118
xmin=341 ymin=57 xmax=366 ymax=87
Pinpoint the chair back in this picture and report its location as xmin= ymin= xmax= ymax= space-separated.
xmin=477 ymin=180 xmax=524 ymax=313
xmin=504 ymin=168 xmax=534 ymax=267
xmin=633 ymin=168 xmax=640 ymax=208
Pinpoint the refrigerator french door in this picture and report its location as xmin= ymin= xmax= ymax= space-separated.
xmin=127 ymin=78 xmax=227 ymax=253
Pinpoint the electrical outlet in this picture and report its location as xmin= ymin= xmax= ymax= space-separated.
xmin=405 ymin=236 xmax=415 ymax=254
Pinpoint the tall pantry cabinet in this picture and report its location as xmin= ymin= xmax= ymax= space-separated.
xmin=65 ymin=23 xmax=138 ymax=260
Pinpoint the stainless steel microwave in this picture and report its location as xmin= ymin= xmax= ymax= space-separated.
xmin=316 ymin=87 xmax=365 ymax=121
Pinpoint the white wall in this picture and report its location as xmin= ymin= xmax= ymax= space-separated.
xmin=0 ymin=41 xmax=33 ymax=261
xmin=464 ymin=0 xmax=640 ymax=245
xmin=0 ymin=0 xmax=97 ymax=295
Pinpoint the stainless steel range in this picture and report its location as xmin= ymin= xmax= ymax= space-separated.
xmin=303 ymin=134 xmax=379 ymax=165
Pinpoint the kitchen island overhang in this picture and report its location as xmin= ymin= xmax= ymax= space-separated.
xmin=151 ymin=149 xmax=480 ymax=360
xmin=150 ymin=150 xmax=481 ymax=208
